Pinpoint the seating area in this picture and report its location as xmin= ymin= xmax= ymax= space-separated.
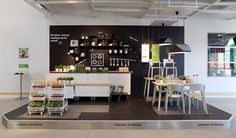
xmin=152 ymin=81 xmax=208 ymax=115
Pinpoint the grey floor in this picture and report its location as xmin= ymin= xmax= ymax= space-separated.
xmin=0 ymin=95 xmax=236 ymax=138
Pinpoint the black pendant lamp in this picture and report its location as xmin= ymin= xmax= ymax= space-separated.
xmin=232 ymin=37 xmax=236 ymax=45
xmin=168 ymin=11 xmax=191 ymax=53
xmin=158 ymin=23 xmax=173 ymax=46
xmin=169 ymin=44 xmax=191 ymax=52
xmin=158 ymin=37 xmax=172 ymax=46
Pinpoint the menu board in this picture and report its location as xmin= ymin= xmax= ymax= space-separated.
xmin=141 ymin=44 xmax=150 ymax=63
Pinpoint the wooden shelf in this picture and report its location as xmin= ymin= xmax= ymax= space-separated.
xmin=79 ymin=46 xmax=125 ymax=48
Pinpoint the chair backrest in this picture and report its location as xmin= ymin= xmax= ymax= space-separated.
xmin=110 ymin=85 xmax=115 ymax=93
xmin=190 ymin=84 xmax=205 ymax=93
xmin=163 ymin=59 xmax=174 ymax=67
xmin=173 ymin=85 xmax=182 ymax=92
xmin=111 ymin=85 xmax=124 ymax=93
xmin=118 ymin=85 xmax=124 ymax=93
xmin=150 ymin=64 xmax=163 ymax=77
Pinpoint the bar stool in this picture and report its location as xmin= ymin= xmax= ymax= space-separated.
xmin=162 ymin=59 xmax=177 ymax=77
xmin=143 ymin=62 xmax=163 ymax=100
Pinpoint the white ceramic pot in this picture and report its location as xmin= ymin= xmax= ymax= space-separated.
xmin=156 ymin=80 xmax=163 ymax=84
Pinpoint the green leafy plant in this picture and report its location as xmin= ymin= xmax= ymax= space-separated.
xmin=65 ymin=67 xmax=108 ymax=74
xmin=178 ymin=75 xmax=187 ymax=80
xmin=55 ymin=65 xmax=58 ymax=70
xmin=29 ymin=101 xmax=44 ymax=107
xmin=57 ymin=77 xmax=74 ymax=81
xmin=67 ymin=77 xmax=74 ymax=81
xmin=57 ymin=77 xmax=63 ymax=81
xmin=75 ymin=67 xmax=87 ymax=73
xmin=47 ymin=101 xmax=63 ymax=107
xmin=124 ymin=48 xmax=129 ymax=54
xmin=155 ymin=75 xmax=165 ymax=80
xmin=57 ymin=64 xmax=65 ymax=69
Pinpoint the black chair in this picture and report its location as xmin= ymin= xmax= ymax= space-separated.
xmin=109 ymin=85 xmax=128 ymax=101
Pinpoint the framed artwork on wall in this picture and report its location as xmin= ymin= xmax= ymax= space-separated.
xmin=19 ymin=48 xmax=29 ymax=58
xmin=70 ymin=40 xmax=78 ymax=47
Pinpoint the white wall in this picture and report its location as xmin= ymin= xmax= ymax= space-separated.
xmin=185 ymin=16 xmax=236 ymax=94
xmin=0 ymin=0 xmax=49 ymax=93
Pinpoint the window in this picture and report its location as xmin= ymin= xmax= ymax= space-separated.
xmin=208 ymin=33 xmax=236 ymax=77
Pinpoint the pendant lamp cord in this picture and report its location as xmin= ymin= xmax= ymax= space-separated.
xmin=142 ymin=26 xmax=144 ymax=43
xmin=176 ymin=11 xmax=179 ymax=26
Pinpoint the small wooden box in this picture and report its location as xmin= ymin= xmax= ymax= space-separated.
xmin=119 ymin=67 xmax=129 ymax=72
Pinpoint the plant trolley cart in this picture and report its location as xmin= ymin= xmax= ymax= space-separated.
xmin=27 ymin=81 xmax=47 ymax=115
xmin=47 ymin=82 xmax=68 ymax=116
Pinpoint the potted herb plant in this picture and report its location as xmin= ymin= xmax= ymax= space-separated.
xmin=57 ymin=64 xmax=64 ymax=72
xmin=178 ymin=75 xmax=187 ymax=83
xmin=67 ymin=77 xmax=74 ymax=83
xmin=124 ymin=48 xmax=129 ymax=54
xmin=63 ymin=66 xmax=70 ymax=72
xmin=155 ymin=75 xmax=165 ymax=83
xmin=55 ymin=65 xmax=59 ymax=72
xmin=57 ymin=77 xmax=63 ymax=83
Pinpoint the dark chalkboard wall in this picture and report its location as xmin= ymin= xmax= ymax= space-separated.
xmin=50 ymin=26 xmax=185 ymax=97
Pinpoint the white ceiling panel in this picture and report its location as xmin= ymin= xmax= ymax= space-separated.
xmin=24 ymin=0 xmax=236 ymax=23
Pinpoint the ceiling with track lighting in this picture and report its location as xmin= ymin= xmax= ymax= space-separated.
xmin=24 ymin=0 xmax=236 ymax=24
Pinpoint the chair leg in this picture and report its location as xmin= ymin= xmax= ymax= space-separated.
xmin=146 ymin=80 xmax=151 ymax=100
xmin=188 ymin=96 xmax=191 ymax=114
xmin=118 ymin=93 xmax=121 ymax=101
xmin=184 ymin=95 xmax=187 ymax=106
xmin=205 ymin=103 xmax=208 ymax=114
xmin=177 ymin=98 xmax=180 ymax=109
xmin=144 ymin=80 xmax=147 ymax=97
xmin=165 ymin=93 xmax=168 ymax=113
xmin=170 ymin=97 xmax=173 ymax=106
xmin=202 ymin=96 xmax=208 ymax=114
xmin=181 ymin=93 xmax=185 ymax=114
xmin=201 ymin=90 xmax=208 ymax=114
xmin=196 ymin=99 xmax=199 ymax=110
xmin=109 ymin=93 xmax=113 ymax=102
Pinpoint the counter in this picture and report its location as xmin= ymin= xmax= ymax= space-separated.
xmin=46 ymin=73 xmax=131 ymax=98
